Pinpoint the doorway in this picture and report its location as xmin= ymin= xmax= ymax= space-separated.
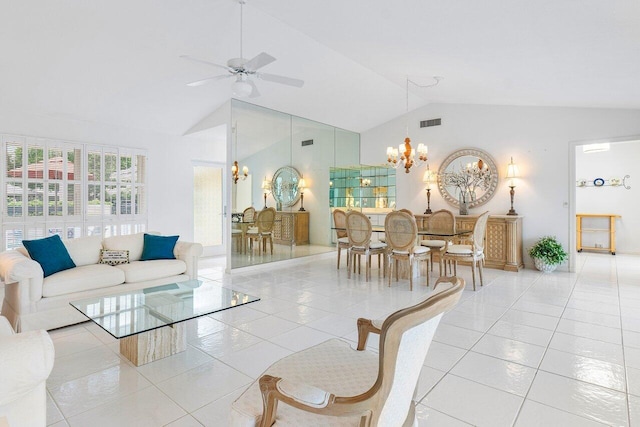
xmin=193 ymin=163 xmax=225 ymax=257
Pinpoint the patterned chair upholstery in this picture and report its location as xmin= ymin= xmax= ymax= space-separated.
xmin=332 ymin=209 xmax=350 ymax=269
xmin=345 ymin=211 xmax=387 ymax=281
xmin=420 ymin=209 xmax=456 ymax=276
xmin=442 ymin=211 xmax=489 ymax=291
xmin=385 ymin=211 xmax=430 ymax=291
xmin=247 ymin=208 xmax=276 ymax=255
xmin=230 ymin=276 xmax=464 ymax=426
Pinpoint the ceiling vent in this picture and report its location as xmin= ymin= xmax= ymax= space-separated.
xmin=301 ymin=139 xmax=314 ymax=147
xmin=420 ymin=118 xmax=442 ymax=128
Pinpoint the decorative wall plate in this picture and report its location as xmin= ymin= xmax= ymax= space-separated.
xmin=610 ymin=178 xmax=620 ymax=186
xmin=593 ymin=178 xmax=605 ymax=187
xmin=577 ymin=179 xmax=587 ymax=187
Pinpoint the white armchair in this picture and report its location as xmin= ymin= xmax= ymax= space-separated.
xmin=0 ymin=316 xmax=55 ymax=427
xmin=231 ymin=276 xmax=464 ymax=426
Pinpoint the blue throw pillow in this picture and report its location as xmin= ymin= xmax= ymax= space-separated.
xmin=22 ymin=234 xmax=76 ymax=278
xmin=140 ymin=234 xmax=179 ymax=261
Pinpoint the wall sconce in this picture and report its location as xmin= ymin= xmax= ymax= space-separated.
xmin=422 ymin=165 xmax=435 ymax=214
xmin=298 ymin=177 xmax=307 ymax=211
xmin=231 ymin=161 xmax=248 ymax=184
xmin=261 ymin=177 xmax=271 ymax=209
xmin=506 ymin=157 xmax=520 ymax=216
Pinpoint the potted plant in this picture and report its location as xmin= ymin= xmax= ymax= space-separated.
xmin=529 ymin=236 xmax=568 ymax=272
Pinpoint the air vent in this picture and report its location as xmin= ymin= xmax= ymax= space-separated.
xmin=420 ymin=118 xmax=442 ymax=128
xmin=301 ymin=139 xmax=314 ymax=146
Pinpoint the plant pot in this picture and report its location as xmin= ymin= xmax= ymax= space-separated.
xmin=533 ymin=257 xmax=558 ymax=273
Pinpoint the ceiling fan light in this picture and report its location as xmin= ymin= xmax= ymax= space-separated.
xmin=232 ymin=79 xmax=252 ymax=97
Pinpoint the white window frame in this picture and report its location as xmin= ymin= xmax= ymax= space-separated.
xmin=1 ymin=133 xmax=148 ymax=249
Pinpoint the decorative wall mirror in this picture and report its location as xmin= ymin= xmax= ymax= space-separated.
xmin=271 ymin=166 xmax=302 ymax=207
xmin=437 ymin=148 xmax=499 ymax=208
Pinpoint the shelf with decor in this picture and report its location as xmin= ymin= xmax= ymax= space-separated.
xmin=576 ymin=175 xmax=631 ymax=189
xmin=329 ymin=165 xmax=396 ymax=210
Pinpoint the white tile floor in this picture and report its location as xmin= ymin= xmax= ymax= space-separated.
xmin=39 ymin=251 xmax=640 ymax=426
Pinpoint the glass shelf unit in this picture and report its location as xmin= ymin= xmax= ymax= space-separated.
xmin=329 ymin=165 xmax=396 ymax=209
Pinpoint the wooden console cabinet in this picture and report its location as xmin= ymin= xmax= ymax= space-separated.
xmin=415 ymin=214 xmax=524 ymax=272
xmin=273 ymin=211 xmax=310 ymax=245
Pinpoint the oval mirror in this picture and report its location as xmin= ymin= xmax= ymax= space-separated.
xmin=437 ymin=148 xmax=499 ymax=208
xmin=271 ymin=166 xmax=302 ymax=208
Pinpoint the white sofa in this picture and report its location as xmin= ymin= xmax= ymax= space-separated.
xmin=0 ymin=232 xmax=203 ymax=332
xmin=0 ymin=316 xmax=54 ymax=427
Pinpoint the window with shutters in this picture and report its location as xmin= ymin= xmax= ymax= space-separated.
xmin=1 ymin=134 xmax=147 ymax=249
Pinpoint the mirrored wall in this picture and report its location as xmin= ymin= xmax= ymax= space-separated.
xmin=230 ymin=100 xmax=359 ymax=269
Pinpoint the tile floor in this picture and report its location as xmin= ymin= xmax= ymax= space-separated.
xmin=39 ymin=252 xmax=640 ymax=426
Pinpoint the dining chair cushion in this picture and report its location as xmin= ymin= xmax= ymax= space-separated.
xmin=420 ymin=239 xmax=446 ymax=247
xmin=392 ymin=246 xmax=430 ymax=255
xmin=231 ymin=229 xmax=242 ymax=235
xmin=231 ymin=338 xmax=378 ymax=426
xmin=247 ymin=227 xmax=259 ymax=234
xmin=337 ymin=237 xmax=350 ymax=244
xmin=445 ymin=244 xmax=482 ymax=255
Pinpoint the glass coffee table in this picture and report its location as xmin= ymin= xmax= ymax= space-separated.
xmin=70 ymin=280 xmax=259 ymax=366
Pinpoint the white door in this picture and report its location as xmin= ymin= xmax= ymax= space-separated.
xmin=193 ymin=163 xmax=225 ymax=257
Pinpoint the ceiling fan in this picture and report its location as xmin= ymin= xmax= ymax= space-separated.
xmin=181 ymin=0 xmax=304 ymax=98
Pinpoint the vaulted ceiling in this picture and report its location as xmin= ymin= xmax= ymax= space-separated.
xmin=2 ymin=0 xmax=639 ymax=136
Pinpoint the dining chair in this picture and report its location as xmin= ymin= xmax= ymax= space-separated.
xmin=345 ymin=211 xmax=387 ymax=281
xmin=398 ymin=208 xmax=414 ymax=215
xmin=247 ymin=207 xmax=276 ymax=255
xmin=231 ymin=228 xmax=243 ymax=253
xmin=230 ymin=276 xmax=465 ymax=427
xmin=332 ymin=209 xmax=350 ymax=269
xmin=420 ymin=209 xmax=456 ymax=276
xmin=243 ymin=206 xmax=256 ymax=222
xmin=442 ymin=210 xmax=489 ymax=290
xmin=385 ymin=211 xmax=430 ymax=291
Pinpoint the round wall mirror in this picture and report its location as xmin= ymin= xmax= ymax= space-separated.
xmin=271 ymin=166 xmax=302 ymax=208
xmin=437 ymin=148 xmax=499 ymax=208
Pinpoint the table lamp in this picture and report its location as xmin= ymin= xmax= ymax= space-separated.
xmin=506 ymin=157 xmax=519 ymax=215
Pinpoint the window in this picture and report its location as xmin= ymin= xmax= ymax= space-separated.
xmin=1 ymin=134 xmax=147 ymax=250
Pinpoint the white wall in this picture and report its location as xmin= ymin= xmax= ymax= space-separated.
xmin=576 ymin=141 xmax=639 ymax=253
xmin=361 ymin=103 xmax=640 ymax=267
xmin=0 ymin=106 xmax=226 ymax=242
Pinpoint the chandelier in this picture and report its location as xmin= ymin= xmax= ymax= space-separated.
xmin=386 ymin=77 xmax=441 ymax=173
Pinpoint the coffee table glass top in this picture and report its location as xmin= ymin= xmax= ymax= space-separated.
xmin=70 ymin=280 xmax=259 ymax=339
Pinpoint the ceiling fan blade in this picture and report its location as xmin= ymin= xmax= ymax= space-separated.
xmin=187 ymin=74 xmax=233 ymax=87
xmin=243 ymin=52 xmax=276 ymax=71
xmin=180 ymin=55 xmax=233 ymax=72
xmin=247 ymin=80 xmax=261 ymax=98
xmin=258 ymin=72 xmax=305 ymax=88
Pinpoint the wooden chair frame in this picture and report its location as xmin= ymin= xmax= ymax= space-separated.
xmin=421 ymin=209 xmax=456 ymax=276
xmin=385 ymin=211 xmax=430 ymax=291
xmin=345 ymin=211 xmax=387 ymax=281
xmin=333 ymin=209 xmax=350 ymax=269
xmin=256 ymin=277 xmax=465 ymax=426
xmin=442 ymin=211 xmax=489 ymax=290
xmin=247 ymin=208 xmax=276 ymax=255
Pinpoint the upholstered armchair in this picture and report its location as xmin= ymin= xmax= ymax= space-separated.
xmin=230 ymin=276 xmax=464 ymax=426
xmin=0 ymin=316 xmax=55 ymax=427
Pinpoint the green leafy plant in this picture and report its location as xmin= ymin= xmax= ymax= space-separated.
xmin=529 ymin=236 xmax=568 ymax=266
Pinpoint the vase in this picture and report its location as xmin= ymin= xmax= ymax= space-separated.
xmin=533 ymin=257 xmax=558 ymax=273
xmin=458 ymin=193 xmax=469 ymax=215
